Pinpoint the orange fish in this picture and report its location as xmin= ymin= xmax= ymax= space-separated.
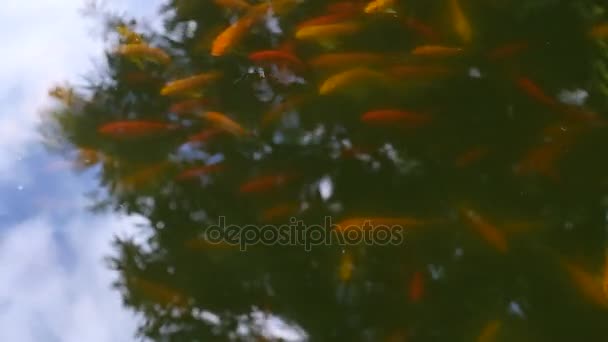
xmin=449 ymin=0 xmax=473 ymax=43
xmin=187 ymin=128 xmax=225 ymax=143
xmin=169 ymin=98 xmax=214 ymax=115
xmin=486 ymin=41 xmax=528 ymax=60
xmin=412 ymin=45 xmax=463 ymax=57
xmin=98 ymin=121 xmax=178 ymax=139
xmin=309 ymin=52 xmax=396 ymax=69
xmin=334 ymin=217 xmax=438 ymax=232
xmin=476 ymin=320 xmax=502 ymax=342
xmin=402 ymin=17 xmax=441 ymax=42
xmin=454 ymin=146 xmax=490 ymax=168
xmin=129 ymin=276 xmax=189 ymax=308
xmin=361 ymin=109 xmax=432 ymax=128
xmin=259 ymin=202 xmax=300 ymax=222
xmin=176 ymin=163 xmax=224 ymax=181
xmin=408 ymin=271 xmax=425 ymax=302
xmin=589 ymin=22 xmax=608 ymax=39
xmin=296 ymin=12 xmax=359 ymax=30
xmin=364 ymin=0 xmax=396 ymax=14
xmin=201 ymin=111 xmax=247 ymax=136
xmin=295 ymin=22 xmax=361 ymax=41
xmin=211 ymin=4 xmax=268 ymax=56
xmin=514 ymin=76 xmax=558 ymax=109
xmin=249 ymin=50 xmax=305 ymax=71
xmin=119 ymin=161 xmax=171 ymax=190
xmin=339 ymin=251 xmax=355 ymax=283
xmin=459 ymin=206 xmax=508 ymax=253
xmin=116 ymin=43 xmax=171 ymax=65
xmin=160 ymin=72 xmax=222 ymax=96
xmin=239 ymin=173 xmax=297 ymax=194
xmin=562 ymin=259 xmax=608 ymax=309
xmin=602 ymin=252 xmax=608 ymax=300
xmin=326 ymin=1 xmax=364 ymax=14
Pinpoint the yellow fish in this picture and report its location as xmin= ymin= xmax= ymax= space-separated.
xmin=116 ymin=43 xmax=171 ymax=66
xmin=364 ymin=0 xmax=395 ymax=14
xmin=211 ymin=3 xmax=269 ymax=56
xmin=160 ymin=72 xmax=222 ymax=96
xmin=295 ymin=22 xmax=361 ymax=41
xmin=449 ymin=0 xmax=472 ymax=44
xmin=116 ymin=24 xmax=143 ymax=43
xmin=562 ymin=259 xmax=608 ymax=309
xmin=319 ymin=67 xmax=387 ymax=95
xmin=339 ymin=251 xmax=355 ymax=282
xmin=476 ymin=320 xmax=501 ymax=342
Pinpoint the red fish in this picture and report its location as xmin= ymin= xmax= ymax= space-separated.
xmin=176 ymin=164 xmax=224 ymax=181
xmin=169 ymin=98 xmax=214 ymax=115
xmin=249 ymin=50 xmax=305 ymax=71
xmin=239 ymin=173 xmax=297 ymax=194
xmin=98 ymin=121 xmax=178 ymax=139
xmin=402 ymin=17 xmax=441 ymax=42
xmin=260 ymin=202 xmax=300 ymax=222
xmin=409 ymin=271 xmax=425 ymax=302
xmin=361 ymin=109 xmax=432 ymax=128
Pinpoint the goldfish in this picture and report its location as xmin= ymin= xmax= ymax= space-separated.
xmin=364 ymin=0 xmax=395 ymax=14
xmin=98 ymin=121 xmax=179 ymax=139
xmin=176 ymin=163 xmax=224 ymax=181
xmin=129 ymin=276 xmax=189 ymax=308
xmin=239 ymin=173 xmax=297 ymax=194
xmin=160 ymin=72 xmax=222 ymax=96
xmin=339 ymin=251 xmax=355 ymax=282
xmin=295 ymin=22 xmax=361 ymax=41
xmin=201 ymin=111 xmax=247 ymax=136
xmin=361 ymin=109 xmax=432 ymax=128
xmin=514 ymin=76 xmax=558 ymax=109
xmin=408 ymin=271 xmax=425 ymax=302
xmin=169 ymin=98 xmax=214 ymax=115
xmin=116 ymin=24 xmax=143 ymax=43
xmin=319 ymin=67 xmax=388 ymax=95
xmin=187 ymin=128 xmax=225 ymax=143
xmin=74 ymin=147 xmax=103 ymax=169
xmin=326 ymin=1 xmax=364 ymax=14
xmin=449 ymin=0 xmax=472 ymax=44
xmin=486 ymin=41 xmax=529 ymax=60
xmin=296 ymin=12 xmax=359 ymax=30
xmin=603 ymin=252 xmax=608 ymax=300
xmin=116 ymin=43 xmax=171 ymax=65
xmin=411 ymin=45 xmax=463 ymax=57
xmin=213 ymin=0 xmax=251 ymax=11
xmin=249 ymin=50 xmax=305 ymax=71
xmin=118 ymin=161 xmax=171 ymax=190
xmin=402 ymin=17 xmax=441 ymax=42
xmin=454 ymin=146 xmax=489 ymax=168
xmin=477 ymin=320 xmax=502 ymax=342
xmin=589 ymin=22 xmax=608 ymax=39
xmin=259 ymin=202 xmax=300 ymax=222
xmin=562 ymin=259 xmax=608 ymax=309
xmin=211 ymin=4 xmax=269 ymax=56
xmin=458 ymin=206 xmax=508 ymax=253
xmin=334 ymin=217 xmax=438 ymax=232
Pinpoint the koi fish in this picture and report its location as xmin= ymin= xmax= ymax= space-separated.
xmin=211 ymin=4 xmax=269 ymax=56
xmin=239 ymin=173 xmax=297 ymax=194
xmin=486 ymin=41 xmax=528 ymax=60
xmin=458 ymin=206 xmax=508 ymax=253
xmin=402 ymin=17 xmax=441 ymax=42
xmin=339 ymin=251 xmax=355 ymax=283
xmin=116 ymin=43 xmax=171 ymax=65
xmin=411 ymin=45 xmax=463 ymax=57
xmin=319 ymin=67 xmax=387 ymax=95
xmin=562 ymin=259 xmax=608 ymax=309
xmin=259 ymin=202 xmax=300 ymax=222
xmin=454 ymin=146 xmax=489 ymax=168
xmin=361 ymin=109 xmax=432 ymax=128
xmin=169 ymin=98 xmax=214 ymax=115
xmin=408 ymin=271 xmax=425 ymax=302
xmin=98 ymin=121 xmax=179 ymax=139
xmin=295 ymin=22 xmax=361 ymax=41
xmin=477 ymin=320 xmax=502 ymax=342
xmin=249 ymin=50 xmax=305 ymax=71
xmin=176 ymin=163 xmax=224 ymax=181
xmin=160 ymin=72 xmax=222 ymax=96
xmin=129 ymin=276 xmax=189 ymax=308
xmin=334 ymin=217 xmax=438 ymax=232
xmin=364 ymin=0 xmax=395 ymax=14
xmin=296 ymin=12 xmax=359 ymax=30
xmin=187 ymin=128 xmax=225 ymax=143
xmin=449 ymin=0 xmax=472 ymax=44
xmin=201 ymin=111 xmax=247 ymax=136
xmin=589 ymin=22 xmax=608 ymax=39
xmin=119 ymin=161 xmax=171 ymax=190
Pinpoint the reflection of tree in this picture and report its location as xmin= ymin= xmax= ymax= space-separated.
xmin=42 ymin=1 xmax=608 ymax=340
